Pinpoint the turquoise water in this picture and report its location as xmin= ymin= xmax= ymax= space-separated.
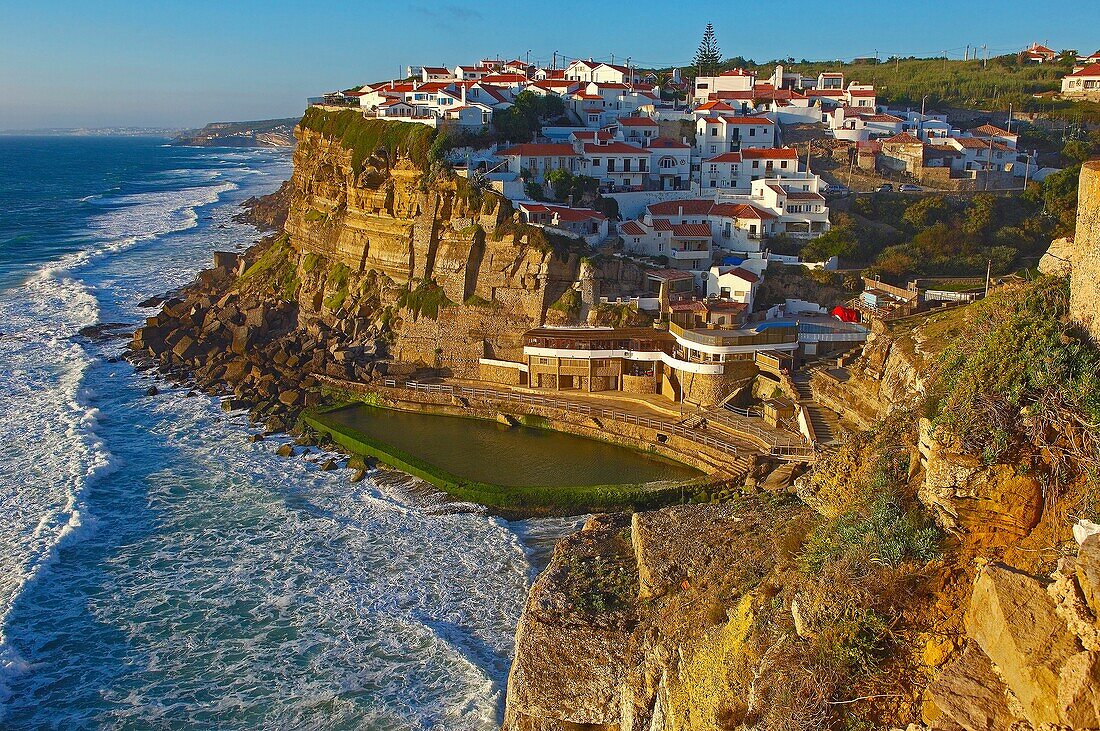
xmin=0 ymin=137 xmax=576 ymax=728
xmin=326 ymin=405 xmax=701 ymax=487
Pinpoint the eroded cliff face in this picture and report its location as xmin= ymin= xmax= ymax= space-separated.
xmin=285 ymin=123 xmax=646 ymax=372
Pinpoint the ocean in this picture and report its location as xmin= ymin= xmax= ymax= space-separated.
xmin=0 ymin=136 xmax=572 ymax=729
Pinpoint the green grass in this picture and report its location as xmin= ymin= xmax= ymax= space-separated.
xmin=302 ymin=405 xmax=698 ymax=515
xmin=236 ymin=234 xmax=298 ymax=300
xmin=298 ymin=107 xmax=437 ymax=172
xmin=398 ymin=280 xmax=454 ymax=320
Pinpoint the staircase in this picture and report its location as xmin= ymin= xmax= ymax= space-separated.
xmin=791 ymin=372 xmax=842 ymax=446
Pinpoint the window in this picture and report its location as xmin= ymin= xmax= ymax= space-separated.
xmin=592 ymin=158 xmax=601 ymax=167
xmin=623 ymin=159 xmax=631 ymax=172
xmin=710 ymin=127 xmax=718 ymax=136
xmin=710 ymin=180 xmax=717 ymax=188
xmin=780 ymin=161 xmax=788 ymax=169
xmin=708 ymin=164 xmax=718 ymax=172
xmin=638 ymin=159 xmax=647 ymax=172
xmin=749 ymin=128 xmax=756 ymax=136
xmin=661 ymin=157 xmax=677 ymax=169
xmin=710 ymin=145 xmax=717 ymax=154
xmin=607 ymin=159 xmax=616 ymax=172
xmin=752 ymin=160 xmax=759 ymax=169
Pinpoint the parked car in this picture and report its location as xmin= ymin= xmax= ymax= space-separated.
xmin=875 ymin=183 xmax=894 ymax=192
xmin=825 ymin=183 xmax=852 ymax=197
xmin=898 ymin=183 xmax=923 ymax=192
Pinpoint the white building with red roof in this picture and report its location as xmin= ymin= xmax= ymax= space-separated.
xmin=575 ymin=139 xmax=651 ymax=190
xmin=647 ymin=137 xmax=692 ymax=190
xmin=828 ymin=107 xmax=904 ymax=142
xmin=695 ymin=115 xmax=777 ymax=156
xmin=421 ymin=66 xmax=453 ymax=82
xmin=496 ymin=143 xmax=579 ymax=183
xmin=705 ymin=265 xmax=760 ymax=308
xmin=1062 ymin=63 xmax=1100 ymax=100
xmin=1023 ymin=42 xmax=1059 ymax=64
xmin=564 ymin=59 xmax=601 ymax=83
xmin=692 ymin=69 xmax=757 ymax=105
xmin=617 ymin=116 xmax=660 ymax=145
xmin=700 ymin=147 xmax=802 ymax=191
xmin=516 ymin=202 xmax=608 ymax=244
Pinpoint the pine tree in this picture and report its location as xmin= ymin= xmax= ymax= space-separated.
xmin=693 ymin=23 xmax=722 ymax=78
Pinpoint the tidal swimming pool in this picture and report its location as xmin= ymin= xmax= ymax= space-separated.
xmin=319 ymin=404 xmax=703 ymax=488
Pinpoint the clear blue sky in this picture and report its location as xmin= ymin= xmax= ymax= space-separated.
xmin=1 ymin=0 xmax=1096 ymax=129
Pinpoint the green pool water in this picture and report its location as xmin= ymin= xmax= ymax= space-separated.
xmin=321 ymin=405 xmax=702 ymax=487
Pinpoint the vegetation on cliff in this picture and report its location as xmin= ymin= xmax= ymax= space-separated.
xmin=299 ymin=107 xmax=437 ymax=171
xmin=928 ymin=275 xmax=1100 ymax=481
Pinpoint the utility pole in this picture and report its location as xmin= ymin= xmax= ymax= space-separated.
xmin=985 ymin=258 xmax=992 ymax=296
xmin=965 ymin=45 xmax=969 ymax=61
xmin=552 ymin=51 xmax=557 ymax=70
xmin=982 ymin=45 xmax=988 ymax=69
xmin=1007 ymin=102 xmax=1013 ymax=132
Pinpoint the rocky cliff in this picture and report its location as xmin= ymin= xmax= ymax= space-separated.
xmin=130 ymin=110 xmax=648 ymax=432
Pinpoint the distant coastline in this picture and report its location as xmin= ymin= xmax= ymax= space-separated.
xmin=171 ymin=118 xmax=299 ymax=148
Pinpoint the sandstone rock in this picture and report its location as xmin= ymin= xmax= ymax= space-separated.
xmin=276 ymin=444 xmax=294 ymax=457
xmin=247 ymin=433 xmax=264 ymax=443
xmin=965 ymin=563 xmax=1081 ymax=728
xmin=927 ymin=641 xmax=1018 ymax=731
xmin=320 ymin=459 xmax=336 ymax=471
xmin=1078 ymin=536 xmax=1100 ymax=620
xmin=919 ymin=421 xmax=1042 ymax=545
xmin=1057 ymin=650 xmax=1100 ymax=728
xmin=278 ymin=390 xmax=302 ymax=407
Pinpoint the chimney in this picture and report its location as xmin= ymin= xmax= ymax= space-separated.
xmin=461 ymin=83 xmax=466 ymax=104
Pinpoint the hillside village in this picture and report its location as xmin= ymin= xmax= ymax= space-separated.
xmin=295 ymin=36 xmax=1094 ymax=452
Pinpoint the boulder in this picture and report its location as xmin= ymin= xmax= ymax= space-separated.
xmin=965 ymin=563 xmax=1081 ymax=728
xmin=1058 ymin=650 xmax=1100 ymax=728
xmin=918 ymin=422 xmax=1042 ymax=546
xmin=926 ymin=642 xmax=1017 ymax=731
xmin=276 ymin=444 xmax=294 ymax=457
xmin=1078 ymin=535 xmax=1100 ymax=618
xmin=1039 ymin=236 xmax=1076 ymax=276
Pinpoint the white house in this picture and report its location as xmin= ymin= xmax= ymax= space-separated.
xmin=517 ymin=203 xmax=609 ymax=245
xmin=693 ymin=69 xmax=757 ymax=105
xmin=828 ymin=107 xmax=905 ymax=142
xmin=591 ymin=63 xmax=641 ymax=85
xmin=1062 ymin=63 xmax=1100 ymax=99
xmin=700 ymin=147 xmax=801 ymax=190
xmin=648 ymin=137 xmax=692 ymax=190
xmin=617 ymin=116 xmax=660 ymax=145
xmin=454 ymin=65 xmax=488 ymax=81
xmin=421 ymin=66 xmax=453 ymax=82
xmin=705 ymin=265 xmax=760 ymax=308
xmin=577 ymin=140 xmax=650 ymax=190
xmin=496 ymin=143 xmax=579 ymax=183
xmin=695 ymin=115 xmax=777 ymax=156
xmin=844 ymin=83 xmax=877 ymax=108
xmin=565 ymin=59 xmax=601 ymax=83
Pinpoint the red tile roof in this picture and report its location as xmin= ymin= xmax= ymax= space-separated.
xmin=716 ymin=266 xmax=759 ymax=283
xmin=498 ymin=143 xmax=578 ymax=157
xmin=706 ymin=152 xmax=743 ymax=163
xmin=883 ymin=132 xmax=923 ymax=145
xmin=970 ymin=124 xmax=1015 ymax=137
xmin=481 ymin=73 xmax=528 ymax=84
xmin=620 ymin=220 xmax=647 ymax=236
xmin=618 ymin=116 xmax=658 ymax=126
xmin=671 ymin=223 xmax=713 ymax=238
xmin=647 ymin=199 xmax=777 ymax=221
xmin=583 ymin=141 xmax=647 ymax=154
xmin=741 ymin=147 xmax=798 ymax=160
xmin=847 ymin=89 xmax=877 ymax=97
xmin=720 ymin=116 xmax=775 ymax=125
xmin=1067 ymin=63 xmax=1100 ymax=77
xmin=651 ymin=219 xmax=674 ymax=231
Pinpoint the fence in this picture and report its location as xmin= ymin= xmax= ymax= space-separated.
xmin=377 ymin=378 xmax=816 ymax=461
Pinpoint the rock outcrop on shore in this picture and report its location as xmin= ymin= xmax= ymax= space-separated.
xmin=130 ymin=111 xmax=648 ymax=433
